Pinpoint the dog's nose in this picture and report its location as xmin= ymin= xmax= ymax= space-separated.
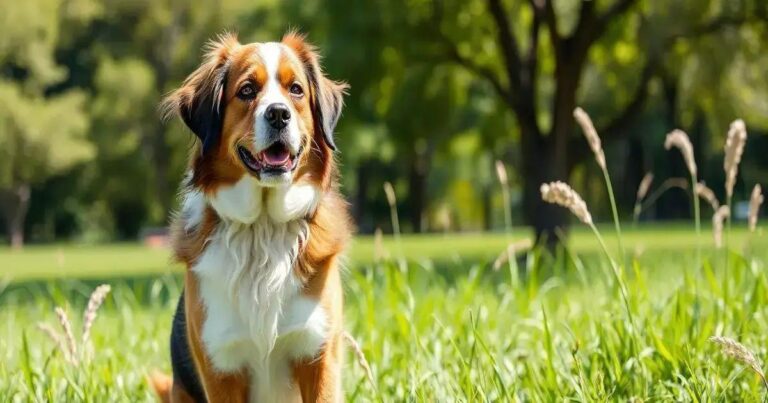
xmin=265 ymin=103 xmax=291 ymax=130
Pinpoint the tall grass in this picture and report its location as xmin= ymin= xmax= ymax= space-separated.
xmin=2 ymin=235 xmax=768 ymax=400
xmin=722 ymin=120 xmax=748 ymax=308
xmin=574 ymin=108 xmax=625 ymax=260
xmin=665 ymin=129 xmax=702 ymax=270
xmin=495 ymin=160 xmax=520 ymax=287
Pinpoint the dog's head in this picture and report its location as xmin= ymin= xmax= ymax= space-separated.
xmin=164 ymin=33 xmax=347 ymax=223
xmin=164 ymin=32 xmax=347 ymax=188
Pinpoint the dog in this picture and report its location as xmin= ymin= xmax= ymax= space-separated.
xmin=150 ymin=32 xmax=351 ymax=403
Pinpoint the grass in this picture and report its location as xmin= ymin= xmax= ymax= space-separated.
xmin=1 ymin=225 xmax=768 ymax=401
xmin=0 ymin=224 xmax=758 ymax=281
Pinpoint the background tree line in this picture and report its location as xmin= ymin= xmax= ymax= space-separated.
xmin=1 ymin=0 xmax=767 ymax=247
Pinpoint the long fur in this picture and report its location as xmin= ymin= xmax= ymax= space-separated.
xmin=153 ymin=32 xmax=351 ymax=403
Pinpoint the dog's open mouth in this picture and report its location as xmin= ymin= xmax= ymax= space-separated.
xmin=238 ymin=142 xmax=299 ymax=175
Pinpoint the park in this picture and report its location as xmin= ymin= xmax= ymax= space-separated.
xmin=1 ymin=0 xmax=767 ymax=401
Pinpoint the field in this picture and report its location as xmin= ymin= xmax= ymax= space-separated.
xmin=1 ymin=225 xmax=768 ymax=401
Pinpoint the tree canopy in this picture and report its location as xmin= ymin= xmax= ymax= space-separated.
xmin=1 ymin=0 xmax=767 ymax=246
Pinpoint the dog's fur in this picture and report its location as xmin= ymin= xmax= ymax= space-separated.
xmin=150 ymin=32 xmax=351 ymax=403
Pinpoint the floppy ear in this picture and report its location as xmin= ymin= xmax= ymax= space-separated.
xmin=283 ymin=32 xmax=348 ymax=151
xmin=162 ymin=34 xmax=239 ymax=154
xmin=313 ymin=76 xmax=348 ymax=151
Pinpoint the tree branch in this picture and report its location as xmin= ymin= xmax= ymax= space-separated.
xmin=572 ymin=0 xmax=597 ymax=42
xmin=527 ymin=1 xmax=541 ymax=65
xmin=599 ymin=0 xmax=638 ymax=28
xmin=568 ymin=56 xmax=658 ymax=164
xmin=569 ymin=7 xmax=761 ymax=165
xmin=668 ymin=14 xmax=758 ymax=42
xmin=529 ymin=0 xmax=559 ymax=52
xmin=427 ymin=2 xmax=513 ymax=106
xmin=567 ymin=0 xmax=639 ymax=57
xmin=486 ymin=0 xmax=542 ymax=137
xmin=522 ymin=1 xmax=542 ymax=125
xmin=599 ymin=58 xmax=657 ymax=138
xmin=442 ymin=42 xmax=513 ymax=104
xmin=486 ymin=0 xmax=524 ymax=101
xmin=588 ymin=0 xmax=639 ymax=47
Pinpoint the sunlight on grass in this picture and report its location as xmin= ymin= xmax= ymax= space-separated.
xmin=1 ymin=225 xmax=762 ymax=281
xmin=1 ymin=226 xmax=767 ymax=400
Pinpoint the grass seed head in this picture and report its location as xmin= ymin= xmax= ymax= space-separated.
xmin=54 ymin=307 xmax=78 ymax=364
xmin=573 ymin=107 xmax=606 ymax=170
xmin=343 ymin=331 xmax=376 ymax=391
xmin=712 ymin=205 xmax=730 ymax=248
xmin=749 ymin=184 xmax=764 ymax=232
xmin=495 ymin=160 xmax=508 ymax=186
xmin=724 ymin=119 xmax=747 ymax=199
xmin=373 ymin=228 xmax=388 ymax=262
xmin=636 ymin=173 xmax=654 ymax=201
xmin=37 ymin=322 xmax=75 ymax=364
xmin=492 ymin=239 xmax=533 ymax=270
xmin=383 ymin=181 xmax=396 ymax=208
xmin=695 ymin=182 xmax=720 ymax=211
xmin=709 ymin=336 xmax=767 ymax=386
xmin=666 ymin=177 xmax=689 ymax=191
xmin=540 ymin=181 xmax=593 ymax=225
xmin=82 ymin=284 xmax=111 ymax=349
xmin=665 ymin=130 xmax=697 ymax=177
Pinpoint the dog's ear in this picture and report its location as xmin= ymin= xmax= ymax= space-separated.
xmin=313 ymin=76 xmax=349 ymax=151
xmin=283 ymin=32 xmax=348 ymax=151
xmin=162 ymin=33 xmax=239 ymax=154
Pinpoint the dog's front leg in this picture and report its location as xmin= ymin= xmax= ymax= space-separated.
xmin=197 ymin=370 xmax=249 ymax=403
xmin=293 ymin=331 xmax=342 ymax=403
xmin=185 ymin=272 xmax=250 ymax=403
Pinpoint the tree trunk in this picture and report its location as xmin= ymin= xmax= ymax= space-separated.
xmin=520 ymin=137 xmax=570 ymax=248
xmin=407 ymin=152 xmax=428 ymax=233
xmin=659 ymin=74 xmax=687 ymax=219
xmin=624 ymin=136 xmax=645 ymax=210
xmin=1 ymin=184 xmax=31 ymax=249
xmin=354 ymin=159 xmax=370 ymax=232
xmin=517 ymin=63 xmax=578 ymax=248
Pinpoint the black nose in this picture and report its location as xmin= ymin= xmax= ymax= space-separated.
xmin=265 ymin=103 xmax=291 ymax=129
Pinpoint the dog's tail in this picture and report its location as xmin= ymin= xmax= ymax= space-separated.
xmin=148 ymin=371 xmax=173 ymax=403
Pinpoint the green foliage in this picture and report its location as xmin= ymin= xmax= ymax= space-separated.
xmin=0 ymin=0 xmax=95 ymax=189
xmin=0 ymin=83 xmax=91 ymax=188
xmin=2 ymin=228 xmax=768 ymax=400
xmin=1 ymin=0 xmax=767 ymax=241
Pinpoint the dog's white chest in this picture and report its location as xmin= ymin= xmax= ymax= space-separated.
xmin=191 ymin=217 xmax=328 ymax=402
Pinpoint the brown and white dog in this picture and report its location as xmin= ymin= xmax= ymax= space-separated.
xmin=150 ymin=32 xmax=351 ymax=403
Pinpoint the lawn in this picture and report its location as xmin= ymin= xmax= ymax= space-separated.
xmin=0 ymin=224 xmax=759 ymax=281
xmin=1 ymin=224 xmax=767 ymax=401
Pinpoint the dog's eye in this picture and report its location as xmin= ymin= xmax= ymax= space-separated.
xmin=237 ymin=83 xmax=257 ymax=100
xmin=289 ymin=83 xmax=304 ymax=97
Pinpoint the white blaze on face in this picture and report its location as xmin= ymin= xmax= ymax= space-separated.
xmin=202 ymin=43 xmax=320 ymax=225
xmin=254 ymin=43 xmax=302 ymax=157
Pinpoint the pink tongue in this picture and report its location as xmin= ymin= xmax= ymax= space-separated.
xmin=262 ymin=148 xmax=290 ymax=166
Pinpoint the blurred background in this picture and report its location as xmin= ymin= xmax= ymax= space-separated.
xmin=1 ymin=0 xmax=766 ymax=249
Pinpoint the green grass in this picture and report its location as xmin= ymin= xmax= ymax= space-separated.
xmin=0 ymin=223 xmax=758 ymax=281
xmin=1 ymin=225 xmax=768 ymax=401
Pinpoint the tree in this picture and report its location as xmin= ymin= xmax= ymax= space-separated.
xmin=60 ymin=0 xmax=280 ymax=231
xmin=385 ymin=65 xmax=471 ymax=232
xmin=424 ymin=0 xmax=764 ymax=242
xmin=0 ymin=0 xmax=93 ymax=248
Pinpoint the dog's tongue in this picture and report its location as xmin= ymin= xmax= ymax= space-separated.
xmin=262 ymin=145 xmax=291 ymax=166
